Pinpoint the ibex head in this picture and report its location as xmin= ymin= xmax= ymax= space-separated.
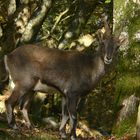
xmin=97 ymin=16 xmax=120 ymax=65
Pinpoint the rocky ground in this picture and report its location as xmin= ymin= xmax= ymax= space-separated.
xmin=0 ymin=94 xmax=136 ymax=140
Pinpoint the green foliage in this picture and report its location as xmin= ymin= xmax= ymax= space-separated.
xmin=115 ymin=74 xmax=140 ymax=98
xmin=0 ymin=121 xmax=57 ymax=140
xmin=105 ymin=0 xmax=111 ymax=4
xmin=114 ymin=45 xmax=140 ymax=121
xmin=114 ymin=0 xmax=139 ymax=33
xmin=116 ymin=45 xmax=140 ymax=93
xmin=0 ymin=0 xmax=8 ymax=24
xmin=112 ymin=115 xmax=136 ymax=138
xmin=79 ymin=78 xmax=116 ymax=133
xmin=112 ymin=3 xmax=140 ymax=137
xmin=41 ymin=0 xmax=112 ymax=45
xmin=0 ymin=131 xmax=58 ymax=140
xmin=128 ymin=15 xmax=140 ymax=40
xmin=26 ymin=133 xmax=58 ymax=140
xmin=42 ymin=0 xmax=69 ymax=37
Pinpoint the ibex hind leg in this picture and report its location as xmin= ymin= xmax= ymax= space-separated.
xmin=5 ymin=86 xmax=26 ymax=130
xmin=20 ymin=92 xmax=34 ymax=129
xmin=67 ymin=95 xmax=79 ymax=140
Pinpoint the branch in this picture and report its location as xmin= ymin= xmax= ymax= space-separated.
xmin=60 ymin=14 xmax=75 ymax=24
xmin=8 ymin=0 xmax=16 ymax=16
xmin=1 ymin=2 xmax=31 ymax=55
xmin=51 ymin=8 xmax=69 ymax=33
xmin=0 ymin=26 xmax=3 ymax=38
xmin=20 ymin=0 xmax=52 ymax=43
xmin=58 ymin=0 xmax=99 ymax=46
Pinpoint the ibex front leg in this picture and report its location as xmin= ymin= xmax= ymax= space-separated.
xmin=67 ymin=94 xmax=79 ymax=140
xmin=59 ymin=97 xmax=69 ymax=139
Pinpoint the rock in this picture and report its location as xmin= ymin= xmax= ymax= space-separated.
xmin=133 ymin=30 xmax=140 ymax=42
xmin=0 ymin=101 xmax=5 ymax=113
xmin=42 ymin=117 xmax=59 ymax=129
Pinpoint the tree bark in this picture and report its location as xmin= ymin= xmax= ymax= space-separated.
xmin=136 ymin=103 xmax=140 ymax=140
xmin=0 ymin=0 xmax=52 ymax=58
xmin=117 ymin=95 xmax=139 ymax=124
xmin=8 ymin=0 xmax=16 ymax=16
xmin=20 ymin=0 xmax=52 ymax=43
xmin=0 ymin=1 xmax=31 ymax=56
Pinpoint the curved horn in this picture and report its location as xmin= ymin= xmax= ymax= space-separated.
xmin=102 ymin=15 xmax=111 ymax=37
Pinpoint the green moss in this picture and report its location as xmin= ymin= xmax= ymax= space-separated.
xmin=116 ymin=73 xmax=140 ymax=96
xmin=27 ymin=133 xmax=58 ymax=140
xmin=113 ymin=0 xmax=140 ymax=138
xmin=0 ymin=130 xmax=58 ymax=140
xmin=113 ymin=39 xmax=140 ymax=137
xmin=128 ymin=15 xmax=140 ymax=40
xmin=117 ymin=57 xmax=131 ymax=72
xmin=114 ymin=0 xmax=125 ymax=12
xmin=129 ymin=43 xmax=140 ymax=54
xmin=116 ymin=41 xmax=140 ymax=97
xmin=114 ymin=0 xmax=139 ymax=32
xmin=112 ymin=115 xmax=136 ymax=138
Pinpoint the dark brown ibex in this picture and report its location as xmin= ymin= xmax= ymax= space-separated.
xmin=0 ymin=21 xmax=120 ymax=140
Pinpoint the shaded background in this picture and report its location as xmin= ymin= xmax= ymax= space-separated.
xmin=0 ymin=0 xmax=140 ymax=139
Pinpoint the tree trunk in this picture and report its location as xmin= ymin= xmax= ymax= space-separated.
xmin=0 ymin=0 xmax=52 ymax=58
xmin=136 ymin=103 xmax=140 ymax=140
xmin=20 ymin=0 xmax=52 ymax=43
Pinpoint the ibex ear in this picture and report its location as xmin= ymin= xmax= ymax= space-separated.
xmin=114 ymin=38 xmax=121 ymax=51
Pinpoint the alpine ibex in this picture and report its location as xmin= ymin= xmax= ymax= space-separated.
xmin=0 ymin=20 xmax=120 ymax=140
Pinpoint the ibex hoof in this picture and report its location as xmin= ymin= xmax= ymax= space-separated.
xmin=70 ymin=136 xmax=78 ymax=140
xmin=9 ymin=124 xmax=19 ymax=131
xmin=26 ymin=123 xmax=33 ymax=130
xmin=60 ymin=132 xmax=67 ymax=140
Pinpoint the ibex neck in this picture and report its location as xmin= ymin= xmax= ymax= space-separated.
xmin=91 ymin=54 xmax=105 ymax=88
